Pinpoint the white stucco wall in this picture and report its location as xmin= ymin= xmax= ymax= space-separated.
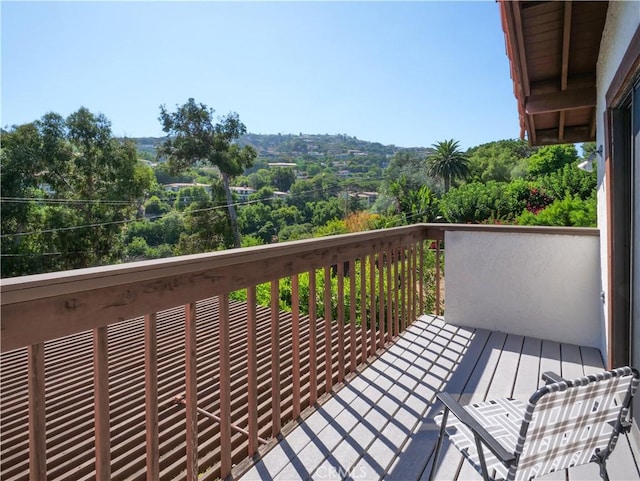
xmin=444 ymin=231 xmax=602 ymax=349
xmin=596 ymin=1 xmax=640 ymax=359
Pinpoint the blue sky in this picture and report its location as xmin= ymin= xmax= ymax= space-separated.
xmin=1 ymin=1 xmax=520 ymax=149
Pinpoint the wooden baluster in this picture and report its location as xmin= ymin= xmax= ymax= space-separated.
xmin=291 ymin=275 xmax=301 ymax=419
xmin=349 ymin=259 xmax=357 ymax=373
xmin=144 ymin=314 xmax=159 ymax=481
xmin=360 ymin=256 xmax=367 ymax=363
xmin=94 ymin=326 xmax=110 ymax=480
xmin=394 ymin=245 xmax=400 ymax=336
xmin=337 ymin=262 xmax=345 ymax=384
xmin=247 ymin=286 xmax=259 ymax=455
xmin=28 ymin=343 xmax=46 ymax=481
xmin=401 ymin=246 xmax=407 ymax=330
xmin=185 ymin=303 xmax=198 ymax=481
xmin=309 ymin=271 xmax=318 ymax=405
xmin=378 ymin=246 xmax=385 ymax=349
xmin=219 ymin=295 xmax=232 ymax=478
xmin=419 ymin=240 xmax=425 ymax=317
xmin=323 ymin=267 xmax=333 ymax=393
xmin=386 ymin=245 xmax=393 ymax=342
xmin=436 ymin=241 xmax=441 ymax=316
xmin=369 ymin=252 xmax=377 ymax=356
xmin=412 ymin=242 xmax=418 ymax=323
xmin=271 ymin=280 xmax=281 ymax=436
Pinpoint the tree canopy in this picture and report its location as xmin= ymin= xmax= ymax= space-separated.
xmin=425 ymin=139 xmax=470 ymax=192
xmin=158 ymin=98 xmax=257 ymax=247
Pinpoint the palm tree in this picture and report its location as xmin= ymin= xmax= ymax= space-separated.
xmin=426 ymin=139 xmax=470 ymax=192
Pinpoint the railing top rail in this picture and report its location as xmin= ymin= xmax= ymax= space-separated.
xmin=0 ymin=223 xmax=598 ymax=352
xmin=0 ymin=224 xmax=598 ymax=303
xmin=1 ymin=224 xmax=431 ymax=305
xmin=438 ymin=224 xmax=599 ymax=236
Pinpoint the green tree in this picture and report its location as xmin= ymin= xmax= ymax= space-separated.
xmin=425 ymin=139 xmax=470 ymax=192
xmin=158 ymin=98 xmax=257 ymax=248
xmin=466 ymin=139 xmax=535 ymax=183
xmin=175 ymin=185 xmax=211 ymax=211
xmin=1 ymin=108 xmax=151 ymax=277
xmin=144 ymin=195 xmax=171 ymax=217
xmin=271 ymin=167 xmax=296 ymax=192
xmin=517 ymin=195 xmax=596 ymax=227
xmin=527 ymin=144 xmax=578 ymax=178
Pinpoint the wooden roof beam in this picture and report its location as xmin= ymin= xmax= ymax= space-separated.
xmin=525 ymin=87 xmax=596 ymax=115
xmin=559 ymin=1 xmax=573 ymax=141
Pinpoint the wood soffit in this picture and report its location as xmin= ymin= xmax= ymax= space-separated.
xmin=499 ymin=1 xmax=609 ymax=146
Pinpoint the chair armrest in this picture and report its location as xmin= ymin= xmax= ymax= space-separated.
xmin=436 ymin=392 xmax=516 ymax=465
xmin=541 ymin=371 xmax=565 ymax=384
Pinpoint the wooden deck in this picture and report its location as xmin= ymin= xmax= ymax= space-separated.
xmin=237 ymin=315 xmax=640 ymax=481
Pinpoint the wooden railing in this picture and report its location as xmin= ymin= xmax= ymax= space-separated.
xmin=1 ymin=224 xmax=444 ymax=480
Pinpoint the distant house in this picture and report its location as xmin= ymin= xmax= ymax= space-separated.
xmin=229 ymin=186 xmax=256 ymax=201
xmin=164 ymin=182 xmax=212 ymax=194
xmin=38 ymin=183 xmax=55 ymax=195
xmin=267 ymin=162 xmax=297 ymax=168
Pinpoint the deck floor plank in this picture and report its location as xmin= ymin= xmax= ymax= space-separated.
xmin=239 ymin=317 xmax=640 ymax=481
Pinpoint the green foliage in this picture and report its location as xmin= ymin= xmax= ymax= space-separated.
xmin=466 ymin=139 xmax=535 ymax=183
xmin=439 ymin=181 xmax=519 ymax=223
xmin=311 ymin=198 xmax=344 ymax=227
xmin=175 ymin=186 xmax=211 ymax=211
xmin=230 ymin=245 xmax=439 ymax=328
xmin=158 ymin=98 xmax=257 ymax=247
xmin=270 ymin=167 xmax=296 ymax=192
xmin=517 ymin=195 xmax=596 ymax=227
xmin=313 ymin=218 xmax=349 ymax=237
xmin=144 ymin=195 xmax=171 ymax=217
xmin=425 ymin=139 xmax=470 ymax=192
xmin=536 ymin=163 xmax=596 ymax=200
xmin=526 ymin=144 xmax=578 ymax=178
xmin=386 ymin=178 xmax=440 ymax=223
xmin=1 ymin=108 xmax=152 ymax=277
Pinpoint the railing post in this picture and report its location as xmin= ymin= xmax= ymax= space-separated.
xmin=94 ymin=326 xmax=110 ymax=480
xmin=291 ymin=275 xmax=301 ymax=419
xmin=394 ymin=245 xmax=400 ymax=336
xmin=386 ymin=244 xmax=393 ymax=343
xmin=378 ymin=245 xmax=385 ymax=349
xmin=144 ymin=313 xmax=159 ymax=481
xmin=271 ymin=280 xmax=281 ymax=437
xmin=185 ymin=302 xmax=198 ymax=481
xmin=28 ymin=343 xmax=46 ymax=481
xmin=419 ymin=240 xmax=425 ymax=316
xmin=349 ymin=259 xmax=357 ymax=373
xmin=369 ymin=252 xmax=377 ymax=356
xmin=247 ymin=286 xmax=259 ymax=455
xmin=309 ymin=270 xmax=318 ymax=405
xmin=412 ymin=242 xmax=418 ymax=323
xmin=360 ymin=256 xmax=367 ymax=362
xmin=436 ymin=241 xmax=441 ymax=316
xmin=337 ymin=262 xmax=345 ymax=384
xmin=323 ymin=267 xmax=333 ymax=393
xmin=219 ymin=294 xmax=232 ymax=479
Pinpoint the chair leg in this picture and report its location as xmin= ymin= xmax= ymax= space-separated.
xmin=428 ymin=409 xmax=449 ymax=481
xmin=474 ymin=434 xmax=491 ymax=481
xmin=598 ymin=459 xmax=610 ymax=481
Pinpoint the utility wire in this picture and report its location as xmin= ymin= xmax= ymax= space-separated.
xmin=0 ymin=185 xmax=340 ymax=239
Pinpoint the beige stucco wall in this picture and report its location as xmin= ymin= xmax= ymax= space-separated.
xmin=444 ymin=230 xmax=602 ymax=349
xmin=596 ymin=1 xmax=640 ymax=360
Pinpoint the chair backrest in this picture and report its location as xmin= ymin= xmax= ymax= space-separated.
xmin=508 ymin=366 xmax=639 ymax=481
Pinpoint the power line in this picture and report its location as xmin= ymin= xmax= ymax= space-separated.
xmin=0 ymin=184 xmax=369 ymax=239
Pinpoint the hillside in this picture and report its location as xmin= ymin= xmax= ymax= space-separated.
xmin=129 ymin=133 xmax=431 ymax=161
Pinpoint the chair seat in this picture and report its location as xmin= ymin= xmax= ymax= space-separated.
xmin=435 ymin=398 xmax=526 ymax=481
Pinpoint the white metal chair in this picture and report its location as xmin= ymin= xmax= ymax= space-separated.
xmin=429 ymin=366 xmax=639 ymax=481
